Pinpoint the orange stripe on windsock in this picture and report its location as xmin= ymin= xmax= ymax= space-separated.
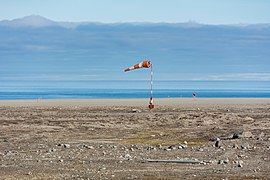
xmin=141 ymin=61 xmax=151 ymax=68
xmin=124 ymin=61 xmax=151 ymax=72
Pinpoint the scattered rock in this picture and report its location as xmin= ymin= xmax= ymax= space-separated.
xmin=63 ymin=144 xmax=70 ymax=148
xmin=98 ymin=167 xmax=106 ymax=171
xmin=125 ymin=154 xmax=132 ymax=160
xmin=125 ymin=154 xmax=132 ymax=159
xmin=146 ymin=146 xmax=156 ymax=151
xmin=215 ymin=138 xmax=221 ymax=148
xmin=168 ymin=145 xmax=177 ymax=150
xmin=232 ymin=132 xmax=242 ymax=139
xmin=218 ymin=160 xmax=224 ymax=164
xmin=48 ymin=148 xmax=56 ymax=152
xmin=83 ymin=145 xmax=94 ymax=149
xmin=241 ymin=143 xmax=250 ymax=150
xmin=132 ymin=109 xmax=141 ymax=113
xmin=237 ymin=160 xmax=243 ymax=167
xmin=178 ymin=143 xmax=187 ymax=149
xmin=224 ymin=158 xmax=229 ymax=164
xmin=232 ymin=143 xmax=239 ymax=149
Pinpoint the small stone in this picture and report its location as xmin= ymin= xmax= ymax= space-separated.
xmin=215 ymin=138 xmax=221 ymax=148
xmin=224 ymin=158 xmax=229 ymax=164
xmin=146 ymin=146 xmax=153 ymax=151
xmin=232 ymin=132 xmax=242 ymax=139
xmin=178 ymin=144 xmax=187 ymax=149
xmin=201 ymin=161 xmax=207 ymax=165
xmin=63 ymin=144 xmax=70 ymax=148
xmin=218 ymin=160 xmax=224 ymax=164
xmin=237 ymin=160 xmax=243 ymax=167
xmin=241 ymin=143 xmax=250 ymax=150
xmin=49 ymin=148 xmax=56 ymax=152
xmin=84 ymin=145 xmax=94 ymax=149
xmin=168 ymin=145 xmax=177 ymax=150
xmin=98 ymin=167 xmax=106 ymax=171
xmin=232 ymin=143 xmax=239 ymax=149
xmin=132 ymin=109 xmax=141 ymax=113
xmin=125 ymin=154 xmax=132 ymax=159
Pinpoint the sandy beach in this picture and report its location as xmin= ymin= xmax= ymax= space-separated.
xmin=0 ymin=98 xmax=270 ymax=179
xmin=1 ymin=98 xmax=270 ymax=107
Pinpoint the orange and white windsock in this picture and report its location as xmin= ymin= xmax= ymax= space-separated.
xmin=124 ymin=61 xmax=151 ymax=72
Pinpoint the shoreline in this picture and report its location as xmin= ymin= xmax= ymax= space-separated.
xmin=0 ymin=98 xmax=269 ymax=107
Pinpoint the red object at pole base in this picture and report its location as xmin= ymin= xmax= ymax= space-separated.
xmin=149 ymin=97 xmax=154 ymax=109
xmin=149 ymin=103 xmax=154 ymax=110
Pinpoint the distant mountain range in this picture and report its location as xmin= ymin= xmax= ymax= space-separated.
xmin=0 ymin=15 xmax=81 ymax=28
xmin=1 ymin=15 xmax=270 ymax=81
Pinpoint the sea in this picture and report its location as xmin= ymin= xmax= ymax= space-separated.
xmin=0 ymin=80 xmax=270 ymax=100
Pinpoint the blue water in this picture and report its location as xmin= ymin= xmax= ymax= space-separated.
xmin=0 ymin=80 xmax=269 ymax=100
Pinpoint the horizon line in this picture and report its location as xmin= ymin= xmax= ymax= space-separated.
xmin=1 ymin=14 xmax=270 ymax=26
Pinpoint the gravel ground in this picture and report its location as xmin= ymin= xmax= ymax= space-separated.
xmin=0 ymin=104 xmax=270 ymax=179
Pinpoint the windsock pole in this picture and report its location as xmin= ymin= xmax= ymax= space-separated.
xmin=149 ymin=65 xmax=154 ymax=110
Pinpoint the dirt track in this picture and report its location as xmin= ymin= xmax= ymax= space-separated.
xmin=0 ymin=103 xmax=270 ymax=179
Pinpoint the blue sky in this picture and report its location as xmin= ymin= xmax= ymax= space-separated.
xmin=1 ymin=0 xmax=270 ymax=24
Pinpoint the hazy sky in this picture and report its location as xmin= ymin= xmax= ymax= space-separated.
xmin=1 ymin=0 xmax=270 ymax=24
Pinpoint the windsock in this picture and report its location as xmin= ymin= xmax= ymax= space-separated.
xmin=124 ymin=60 xmax=154 ymax=110
xmin=124 ymin=61 xmax=151 ymax=72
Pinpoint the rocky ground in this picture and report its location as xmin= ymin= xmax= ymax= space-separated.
xmin=0 ymin=104 xmax=270 ymax=179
